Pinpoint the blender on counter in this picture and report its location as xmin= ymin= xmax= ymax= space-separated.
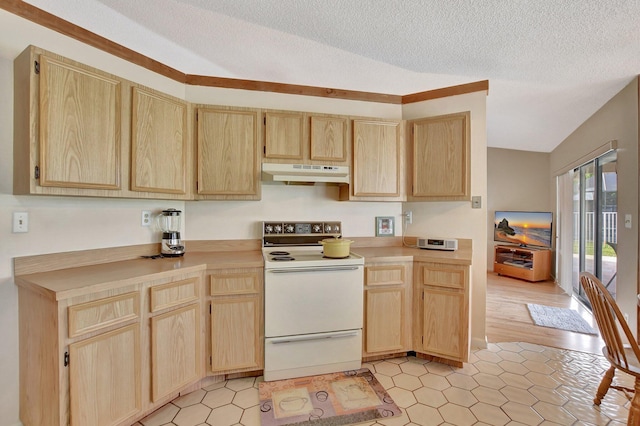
xmin=158 ymin=208 xmax=185 ymax=257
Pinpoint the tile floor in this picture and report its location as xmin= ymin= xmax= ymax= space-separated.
xmin=135 ymin=342 xmax=632 ymax=426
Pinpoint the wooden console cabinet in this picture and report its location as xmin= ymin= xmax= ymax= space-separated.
xmin=494 ymin=245 xmax=551 ymax=282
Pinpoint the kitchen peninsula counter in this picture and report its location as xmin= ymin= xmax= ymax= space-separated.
xmin=352 ymin=237 xmax=472 ymax=265
xmin=14 ymin=249 xmax=263 ymax=300
xmin=14 ymin=237 xmax=471 ymax=300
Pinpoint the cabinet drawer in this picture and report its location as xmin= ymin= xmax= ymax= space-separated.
xmin=150 ymin=278 xmax=199 ymax=313
xmin=420 ymin=264 xmax=466 ymax=290
xmin=68 ymin=292 xmax=140 ymax=338
xmin=365 ymin=265 xmax=405 ymax=286
xmin=210 ymin=271 xmax=261 ymax=296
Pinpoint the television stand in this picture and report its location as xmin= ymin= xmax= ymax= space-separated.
xmin=494 ymin=245 xmax=551 ymax=282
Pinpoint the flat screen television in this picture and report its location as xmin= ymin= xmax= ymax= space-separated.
xmin=494 ymin=211 xmax=553 ymax=248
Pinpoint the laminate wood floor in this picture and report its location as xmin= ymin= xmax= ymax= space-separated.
xmin=486 ymin=272 xmax=604 ymax=355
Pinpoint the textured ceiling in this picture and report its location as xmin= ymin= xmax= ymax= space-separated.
xmin=22 ymin=0 xmax=640 ymax=152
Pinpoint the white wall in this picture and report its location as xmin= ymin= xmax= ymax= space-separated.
xmin=402 ymin=92 xmax=488 ymax=350
xmin=0 ymin=9 xmax=487 ymax=426
xmin=486 ymin=149 xmax=552 ymax=271
xmin=550 ymin=78 xmax=639 ymax=334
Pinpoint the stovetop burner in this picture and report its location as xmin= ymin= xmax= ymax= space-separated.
xmin=269 ymin=251 xmax=290 ymax=256
xmin=272 ymin=256 xmax=295 ymax=261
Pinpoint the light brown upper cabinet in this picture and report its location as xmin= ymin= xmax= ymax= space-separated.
xmin=340 ymin=119 xmax=404 ymax=201
xmin=263 ymin=110 xmax=350 ymax=166
xmin=408 ymin=112 xmax=471 ymax=201
xmin=309 ymin=115 xmax=348 ymax=162
xmin=264 ymin=111 xmax=304 ymax=160
xmin=196 ymin=107 xmax=261 ymax=200
xmin=13 ymin=45 xmax=193 ymax=200
xmin=130 ymin=87 xmax=188 ymax=196
xmin=14 ymin=47 xmax=122 ymax=196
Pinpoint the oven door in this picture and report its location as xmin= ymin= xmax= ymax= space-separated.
xmin=264 ymin=265 xmax=364 ymax=337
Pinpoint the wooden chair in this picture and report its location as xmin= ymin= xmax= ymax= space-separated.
xmin=580 ymin=272 xmax=640 ymax=425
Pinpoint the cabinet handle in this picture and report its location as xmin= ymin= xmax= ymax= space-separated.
xmin=64 ymin=351 xmax=69 ymax=367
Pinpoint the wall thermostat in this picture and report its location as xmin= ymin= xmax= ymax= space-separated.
xmin=417 ymin=237 xmax=458 ymax=251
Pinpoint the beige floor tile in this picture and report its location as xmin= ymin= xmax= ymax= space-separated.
xmin=376 ymin=361 xmax=403 ymax=376
xmin=240 ymin=404 xmax=261 ymax=426
xmin=470 ymin=401 xmax=511 ymax=425
xmin=532 ymin=401 xmax=577 ymax=424
xmin=471 ymin=386 xmax=508 ymax=406
xmin=225 ymin=376 xmax=256 ymax=392
xmin=442 ymin=386 xmax=477 ymax=407
xmin=499 ymin=372 xmax=534 ymax=390
xmin=206 ymin=404 xmax=243 ymax=426
xmin=405 ymin=403 xmax=443 ymax=426
xmin=140 ymin=403 xmax=179 ymax=426
xmin=413 ymin=386 xmax=447 ymax=408
xmin=386 ymin=386 xmax=417 ymax=408
xmin=419 ymin=373 xmax=451 ymax=391
xmin=500 ymin=386 xmax=537 ymax=406
xmin=446 ymin=372 xmax=478 ymax=390
xmin=393 ymin=373 xmax=423 ymax=391
xmin=501 ymin=401 xmax=544 ymax=426
xmin=173 ymin=389 xmax=206 ymax=408
xmin=399 ymin=360 xmax=428 ymax=377
xmin=437 ymin=403 xmax=476 ymax=426
xmin=473 ymin=372 xmax=507 ymax=390
xmin=497 ymin=360 xmax=529 ymax=375
xmin=141 ymin=342 xmax=633 ymax=426
xmin=172 ymin=404 xmax=211 ymax=426
xmin=201 ymin=387 xmax=235 ymax=409
xmin=232 ymin=387 xmax=259 ymax=409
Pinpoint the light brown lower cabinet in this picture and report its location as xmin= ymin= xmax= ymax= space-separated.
xmin=150 ymin=303 xmax=201 ymax=402
xmin=69 ymin=324 xmax=142 ymax=426
xmin=363 ymin=262 xmax=412 ymax=358
xmin=208 ymin=268 xmax=264 ymax=374
xmin=414 ymin=261 xmax=470 ymax=366
xmin=17 ymin=268 xmax=205 ymax=426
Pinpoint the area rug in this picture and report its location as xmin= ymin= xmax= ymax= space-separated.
xmin=259 ymin=368 xmax=402 ymax=426
xmin=526 ymin=303 xmax=598 ymax=335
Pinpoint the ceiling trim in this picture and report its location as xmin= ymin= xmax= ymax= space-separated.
xmin=3 ymin=0 xmax=488 ymax=104
xmin=402 ymin=80 xmax=489 ymax=104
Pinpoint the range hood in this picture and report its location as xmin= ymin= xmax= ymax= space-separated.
xmin=262 ymin=163 xmax=350 ymax=184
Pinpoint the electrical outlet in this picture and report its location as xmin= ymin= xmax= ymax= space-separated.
xmin=471 ymin=196 xmax=482 ymax=209
xmin=141 ymin=210 xmax=152 ymax=227
xmin=624 ymin=313 xmax=630 ymax=324
xmin=404 ymin=211 xmax=412 ymax=224
xmin=13 ymin=212 xmax=29 ymax=233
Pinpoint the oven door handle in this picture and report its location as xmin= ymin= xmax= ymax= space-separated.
xmin=269 ymin=330 xmax=360 ymax=344
xmin=267 ymin=266 xmax=360 ymax=273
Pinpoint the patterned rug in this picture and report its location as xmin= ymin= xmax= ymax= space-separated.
xmin=258 ymin=368 xmax=402 ymax=426
xmin=526 ymin=303 xmax=598 ymax=335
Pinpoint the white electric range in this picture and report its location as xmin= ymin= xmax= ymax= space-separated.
xmin=261 ymin=221 xmax=364 ymax=381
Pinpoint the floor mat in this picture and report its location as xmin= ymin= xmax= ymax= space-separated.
xmin=527 ymin=303 xmax=598 ymax=335
xmin=258 ymin=368 xmax=402 ymax=426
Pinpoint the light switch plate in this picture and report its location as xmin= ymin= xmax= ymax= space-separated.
xmin=471 ymin=196 xmax=481 ymax=209
xmin=13 ymin=212 xmax=28 ymax=233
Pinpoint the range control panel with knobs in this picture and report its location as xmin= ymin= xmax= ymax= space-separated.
xmin=263 ymin=221 xmax=342 ymax=236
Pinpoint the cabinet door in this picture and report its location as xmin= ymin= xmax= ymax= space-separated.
xmin=421 ymin=288 xmax=466 ymax=361
xmin=69 ymin=324 xmax=141 ymax=426
xmin=131 ymin=87 xmax=188 ymax=195
xmin=352 ymin=120 xmax=401 ymax=197
xmin=197 ymin=108 xmax=260 ymax=198
xmin=264 ymin=111 xmax=304 ymax=160
xmin=310 ymin=116 xmax=347 ymax=162
xmin=210 ymin=295 xmax=261 ymax=373
xmin=39 ymin=55 xmax=121 ymax=190
xmin=409 ymin=112 xmax=470 ymax=201
xmin=365 ymin=287 xmax=405 ymax=353
xmin=150 ymin=304 xmax=201 ymax=402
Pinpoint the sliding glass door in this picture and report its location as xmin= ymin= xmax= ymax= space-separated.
xmin=572 ymin=151 xmax=617 ymax=304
